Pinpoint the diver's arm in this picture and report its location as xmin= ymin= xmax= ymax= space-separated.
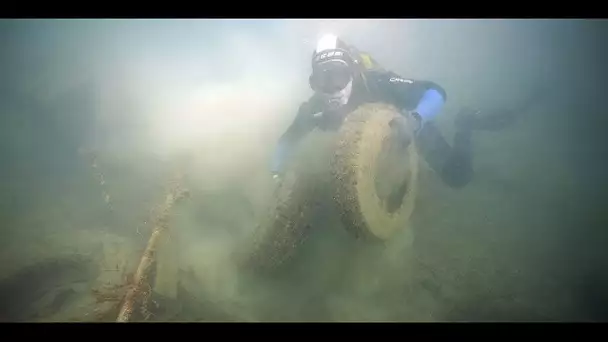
xmin=410 ymin=80 xmax=447 ymax=130
xmin=377 ymin=71 xmax=447 ymax=132
xmin=270 ymin=99 xmax=318 ymax=176
xmin=375 ymin=71 xmax=475 ymax=187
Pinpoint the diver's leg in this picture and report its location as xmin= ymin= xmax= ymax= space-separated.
xmin=457 ymin=86 xmax=546 ymax=132
xmin=458 ymin=107 xmax=517 ymax=131
xmin=416 ymin=121 xmax=473 ymax=188
xmin=418 ymin=88 xmax=546 ymax=188
xmin=441 ymin=125 xmax=473 ymax=187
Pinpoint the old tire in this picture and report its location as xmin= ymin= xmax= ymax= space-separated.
xmin=332 ymin=102 xmax=419 ymax=241
xmin=237 ymin=169 xmax=317 ymax=273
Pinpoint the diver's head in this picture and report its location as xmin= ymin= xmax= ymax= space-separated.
xmin=309 ymin=34 xmax=358 ymax=111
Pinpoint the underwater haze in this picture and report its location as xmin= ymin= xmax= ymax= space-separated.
xmin=0 ymin=18 xmax=606 ymax=322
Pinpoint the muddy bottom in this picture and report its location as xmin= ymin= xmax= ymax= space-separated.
xmin=0 ymin=256 xmax=98 ymax=321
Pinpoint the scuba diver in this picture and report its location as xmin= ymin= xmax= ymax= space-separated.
xmin=271 ymin=33 xmax=541 ymax=188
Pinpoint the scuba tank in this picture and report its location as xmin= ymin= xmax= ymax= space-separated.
xmin=347 ymin=45 xmax=385 ymax=73
xmin=344 ymin=44 xmax=385 ymax=94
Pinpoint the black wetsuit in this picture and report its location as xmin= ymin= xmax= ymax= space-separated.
xmin=272 ymin=68 xmax=540 ymax=188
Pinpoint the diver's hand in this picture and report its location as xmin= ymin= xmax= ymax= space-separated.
xmin=391 ymin=112 xmax=414 ymax=148
xmin=408 ymin=111 xmax=423 ymax=134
